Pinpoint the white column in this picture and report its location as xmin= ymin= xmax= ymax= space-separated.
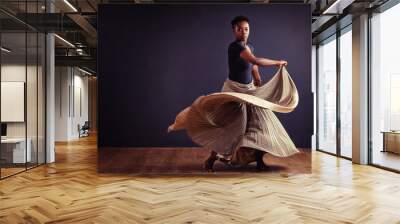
xmin=352 ymin=14 xmax=369 ymax=164
xmin=46 ymin=1 xmax=55 ymax=163
xmin=46 ymin=33 xmax=55 ymax=163
xmin=312 ymin=45 xmax=317 ymax=150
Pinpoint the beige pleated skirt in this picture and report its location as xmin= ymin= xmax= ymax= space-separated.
xmin=168 ymin=66 xmax=300 ymax=165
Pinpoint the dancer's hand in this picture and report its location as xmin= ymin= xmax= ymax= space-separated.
xmin=277 ymin=60 xmax=288 ymax=67
xmin=254 ymin=78 xmax=261 ymax=87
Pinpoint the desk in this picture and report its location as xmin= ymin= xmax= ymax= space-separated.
xmin=1 ymin=138 xmax=31 ymax=163
xmin=381 ymin=131 xmax=400 ymax=154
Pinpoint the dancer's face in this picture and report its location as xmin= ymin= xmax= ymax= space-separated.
xmin=233 ymin=21 xmax=250 ymax=42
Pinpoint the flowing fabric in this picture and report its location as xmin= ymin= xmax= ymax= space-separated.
xmin=167 ymin=66 xmax=299 ymax=165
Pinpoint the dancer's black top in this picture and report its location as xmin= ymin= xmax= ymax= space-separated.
xmin=228 ymin=40 xmax=255 ymax=84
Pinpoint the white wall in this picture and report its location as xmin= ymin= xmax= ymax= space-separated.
xmin=72 ymin=72 xmax=89 ymax=138
xmin=55 ymin=66 xmax=70 ymax=141
xmin=55 ymin=66 xmax=89 ymax=141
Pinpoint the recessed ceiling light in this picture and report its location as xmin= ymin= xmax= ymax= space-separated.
xmin=54 ymin=34 xmax=75 ymax=48
xmin=1 ymin=47 xmax=11 ymax=53
xmin=323 ymin=0 xmax=344 ymax=14
xmin=63 ymin=0 xmax=78 ymax=12
xmin=78 ymin=67 xmax=92 ymax=76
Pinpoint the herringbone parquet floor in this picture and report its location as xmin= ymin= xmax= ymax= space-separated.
xmin=1 ymin=135 xmax=400 ymax=224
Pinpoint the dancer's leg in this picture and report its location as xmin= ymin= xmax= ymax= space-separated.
xmin=204 ymin=150 xmax=218 ymax=172
xmin=255 ymin=150 xmax=268 ymax=170
xmin=216 ymin=154 xmax=231 ymax=164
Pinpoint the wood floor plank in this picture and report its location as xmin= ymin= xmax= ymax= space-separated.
xmin=0 ymin=135 xmax=400 ymax=223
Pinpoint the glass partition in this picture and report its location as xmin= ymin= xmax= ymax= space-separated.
xmin=0 ymin=1 xmax=46 ymax=179
xmin=317 ymin=35 xmax=337 ymax=154
xmin=1 ymin=31 xmax=28 ymax=177
xmin=370 ymin=3 xmax=400 ymax=171
xmin=339 ymin=27 xmax=352 ymax=158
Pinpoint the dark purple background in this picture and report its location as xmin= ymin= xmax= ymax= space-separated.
xmin=98 ymin=4 xmax=312 ymax=148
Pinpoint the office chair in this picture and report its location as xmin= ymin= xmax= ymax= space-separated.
xmin=78 ymin=121 xmax=90 ymax=138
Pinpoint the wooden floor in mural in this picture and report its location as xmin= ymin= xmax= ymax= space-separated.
xmin=98 ymin=146 xmax=311 ymax=174
xmin=1 ymin=134 xmax=400 ymax=223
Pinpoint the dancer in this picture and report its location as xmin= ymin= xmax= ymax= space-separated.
xmin=168 ymin=15 xmax=300 ymax=172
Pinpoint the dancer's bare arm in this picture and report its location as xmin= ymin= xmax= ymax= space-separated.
xmin=252 ymin=65 xmax=262 ymax=87
xmin=240 ymin=46 xmax=287 ymax=67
